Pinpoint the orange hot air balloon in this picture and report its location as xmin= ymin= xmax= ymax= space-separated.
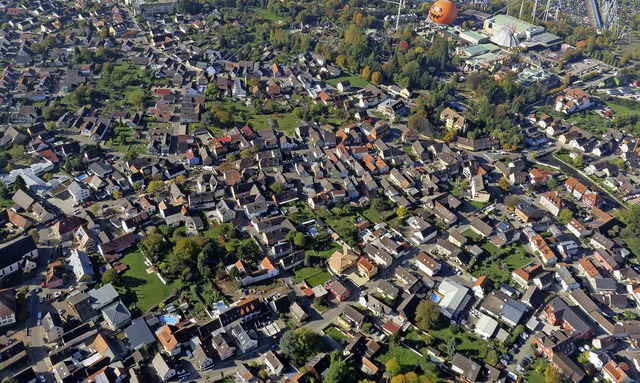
xmin=429 ymin=0 xmax=458 ymax=25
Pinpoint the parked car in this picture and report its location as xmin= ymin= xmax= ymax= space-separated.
xmin=39 ymin=376 xmax=46 ymax=383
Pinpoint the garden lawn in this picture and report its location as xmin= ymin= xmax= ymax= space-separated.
xmin=469 ymin=200 xmax=490 ymax=210
xmin=377 ymin=345 xmax=421 ymax=371
xmin=474 ymin=246 xmax=531 ymax=284
xmin=219 ymin=100 xmax=299 ymax=136
xmin=120 ymin=250 xmax=175 ymax=312
xmin=311 ymin=242 xmax=342 ymax=259
xmin=324 ymin=215 xmax=357 ymax=242
xmin=404 ymin=330 xmax=429 ymax=354
xmin=526 ymin=358 xmax=549 ymax=383
xmin=293 ymin=267 xmax=331 ymax=287
xmin=608 ymin=101 xmax=640 ymax=116
xmin=247 ymin=112 xmax=299 ymax=136
xmin=325 ymin=74 xmax=370 ymax=89
xmin=431 ymin=327 xmax=505 ymax=363
xmin=251 ymin=7 xmax=287 ymax=22
xmin=481 ymin=242 xmax=499 ymax=255
xmin=325 ymin=326 xmax=347 ymax=343
xmin=361 ymin=208 xmax=383 ymax=223
xmin=462 ymin=229 xmax=483 ymax=243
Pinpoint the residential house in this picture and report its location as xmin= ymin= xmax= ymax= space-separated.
xmin=470 ymin=174 xmax=490 ymax=202
xmin=125 ymin=317 xmax=156 ymax=350
xmin=264 ymin=351 xmax=285 ymax=376
xmin=540 ymin=191 xmax=563 ymax=216
xmin=541 ymin=297 xmax=594 ymax=339
xmin=415 ymin=252 xmax=440 ymax=277
xmin=472 ymin=276 xmax=492 ymax=299
xmin=451 ymin=353 xmax=481 ymax=383
xmin=232 ymin=324 xmax=257 ymax=353
xmin=326 ymin=279 xmax=351 ymax=301
xmin=68 ymin=181 xmax=90 ymax=202
xmin=151 ymin=354 xmax=175 ymax=382
xmin=437 ymin=278 xmax=471 ymax=319
xmin=0 ymin=288 xmax=16 ymax=327
xmin=102 ymin=301 xmax=132 ymax=330
xmin=42 ymin=312 xmax=64 ymax=343
xmin=602 ymin=359 xmax=631 ymax=383
xmin=328 ymin=246 xmax=359 ymax=275
xmin=0 ymin=235 xmax=38 ymax=278
xmin=555 ymin=88 xmax=593 ymax=114
xmin=212 ymin=333 xmax=235 ymax=361
xmin=556 ymin=266 xmax=580 ymax=292
xmin=192 ymin=344 xmax=213 ymax=371
xmin=440 ymin=108 xmax=469 ymax=132
xmin=357 ymin=257 xmax=378 ymax=280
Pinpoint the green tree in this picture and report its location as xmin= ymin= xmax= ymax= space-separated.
xmin=385 ymin=357 xmax=402 ymax=376
xmin=361 ymin=66 xmax=372 ymax=81
xmin=415 ymin=299 xmax=442 ymax=330
xmin=123 ymin=149 xmax=138 ymax=162
xmin=498 ymin=177 xmax=511 ymax=191
xmin=371 ymin=197 xmax=390 ymax=213
xmin=102 ymin=268 xmax=121 ymax=286
xmin=396 ymin=206 xmax=408 ymax=217
xmin=99 ymin=28 xmax=110 ymax=39
xmin=112 ymin=189 xmax=122 ymax=199
xmin=279 ymin=328 xmax=323 ymax=366
xmin=9 ymin=145 xmax=23 ymax=160
xmin=559 ymin=209 xmax=573 ymax=224
xmin=270 ymin=182 xmax=286 ymax=194
xmin=620 ymin=205 xmax=640 ymax=256
xmin=419 ymin=357 xmax=441 ymax=381
xmin=324 ymin=351 xmax=353 ymax=383
xmin=228 ymin=266 xmax=239 ymax=281
xmin=127 ymin=89 xmax=146 ymax=109
xmin=445 ymin=336 xmax=457 ymax=356
xmin=139 ymin=232 xmax=167 ymax=262
xmin=173 ymin=236 xmax=207 ymax=264
xmin=293 ymin=232 xmax=306 ymax=249
xmin=504 ymin=195 xmax=522 ymax=209
xmin=240 ymin=147 xmax=257 ymax=159
xmin=147 ymin=180 xmax=165 ymax=194
xmin=572 ymin=155 xmax=584 ymax=168
xmin=547 ymin=178 xmax=558 ymax=189
xmin=544 ymin=365 xmax=565 ymax=383
xmin=371 ymin=71 xmax=383 ymax=85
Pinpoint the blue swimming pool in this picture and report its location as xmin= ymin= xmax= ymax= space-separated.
xmin=431 ymin=291 xmax=442 ymax=303
xmin=159 ymin=315 xmax=179 ymax=325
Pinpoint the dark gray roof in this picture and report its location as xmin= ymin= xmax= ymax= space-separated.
xmin=125 ymin=317 xmax=156 ymax=350
xmin=0 ymin=235 xmax=37 ymax=270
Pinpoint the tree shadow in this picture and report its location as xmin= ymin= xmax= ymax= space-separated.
xmin=121 ymin=275 xmax=145 ymax=288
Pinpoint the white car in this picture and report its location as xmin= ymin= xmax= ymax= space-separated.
xmin=37 ymin=319 xmax=41 ymax=326
xmin=39 ymin=376 xmax=46 ymax=383
xmin=39 ymin=297 xmax=44 ymax=303
xmin=37 ymin=312 xmax=42 ymax=319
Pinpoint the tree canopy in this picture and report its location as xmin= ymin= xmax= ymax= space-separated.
xmin=279 ymin=328 xmax=324 ymax=365
xmin=415 ymin=299 xmax=442 ymax=330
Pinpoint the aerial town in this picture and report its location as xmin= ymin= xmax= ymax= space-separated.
xmin=2 ymin=0 xmax=640 ymax=382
